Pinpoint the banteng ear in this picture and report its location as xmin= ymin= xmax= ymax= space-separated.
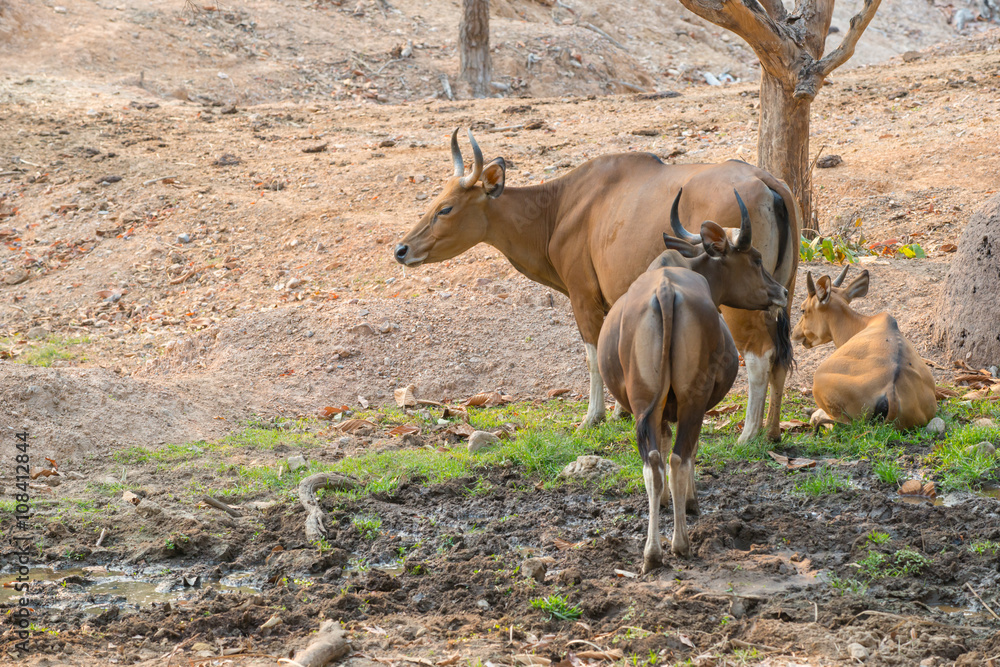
xmin=815 ymin=275 xmax=832 ymax=305
xmin=843 ymin=270 xmax=870 ymax=302
xmin=662 ymin=232 xmax=702 ymax=258
xmin=482 ymin=158 xmax=506 ymax=198
xmin=699 ymin=221 xmax=730 ymax=257
xmin=806 ymin=271 xmax=816 ymax=297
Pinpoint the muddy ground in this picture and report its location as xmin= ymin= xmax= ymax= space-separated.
xmin=3 ymin=423 xmax=1000 ymax=666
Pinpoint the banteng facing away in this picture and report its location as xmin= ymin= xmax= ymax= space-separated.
xmin=792 ymin=267 xmax=937 ymax=430
xmin=395 ymin=130 xmax=799 ymax=442
xmin=598 ymin=191 xmax=788 ymax=571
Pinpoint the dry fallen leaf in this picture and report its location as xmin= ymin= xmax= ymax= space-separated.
xmin=394 ymin=384 xmax=417 ymax=408
xmin=705 ymin=404 xmax=740 ymax=417
xmin=358 ymin=395 xmax=370 ymax=409
xmin=436 ymin=656 xmax=461 ymax=667
xmin=938 ymin=243 xmax=958 ymax=253
xmin=613 ymin=569 xmax=638 ymax=578
xmin=552 ymin=537 xmax=586 ymax=550
xmin=444 ymin=423 xmax=476 ymax=438
xmin=389 ymin=424 xmax=420 ymax=437
xmin=934 ymin=385 xmax=960 ymax=400
xmin=336 ymin=419 xmax=377 ymax=433
xmin=317 ymin=405 xmax=350 ymax=420
xmin=514 ymin=656 xmax=551 ymax=666
xmin=464 ymin=391 xmax=503 ymax=407
xmin=767 ymin=451 xmax=818 ymax=470
xmin=122 ymin=490 xmax=141 ymax=505
xmin=547 ymin=387 xmax=571 ymax=398
xmin=899 ymin=479 xmax=924 ymax=495
xmin=779 ymin=419 xmax=809 ymax=433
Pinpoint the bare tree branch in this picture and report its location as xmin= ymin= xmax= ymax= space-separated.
xmin=757 ymin=0 xmax=788 ymax=21
xmin=793 ymin=0 xmax=881 ymax=99
xmin=816 ymin=0 xmax=882 ymax=75
xmin=679 ymin=0 xmax=792 ymax=78
xmin=798 ymin=0 xmax=836 ymax=57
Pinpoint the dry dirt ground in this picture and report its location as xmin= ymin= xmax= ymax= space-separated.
xmin=1 ymin=0 xmax=1000 ymax=664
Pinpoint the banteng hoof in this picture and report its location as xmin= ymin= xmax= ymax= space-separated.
xmin=642 ymin=554 xmax=663 ymax=574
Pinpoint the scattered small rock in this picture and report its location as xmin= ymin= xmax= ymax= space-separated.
xmin=27 ymin=325 xmax=50 ymax=340
xmin=96 ymin=174 xmax=122 ymax=185
xmin=288 ymin=455 xmax=307 ymax=472
xmin=816 ymin=155 xmax=843 ymax=169
xmin=3 ymin=269 xmax=29 ymax=285
xmin=847 ymin=643 xmax=869 ymax=661
xmin=926 ymin=417 xmax=946 ymax=436
xmin=521 ymin=557 xmax=547 ymax=583
xmin=558 ymin=455 xmax=620 ymax=480
xmin=468 ymin=431 xmax=501 ymax=453
xmin=973 ymin=417 xmax=995 ymax=428
xmin=303 ymin=142 xmax=328 ymax=154
xmin=969 ymin=441 xmax=996 ymax=457
xmin=886 ymin=90 xmax=908 ymax=100
xmin=177 ymin=233 xmax=192 ymax=244
xmin=902 ymin=51 xmax=921 ymax=63
xmin=286 ymin=277 xmax=305 ymax=290
xmin=379 ymin=139 xmax=396 ymax=148
xmin=475 ymin=599 xmax=490 ymax=610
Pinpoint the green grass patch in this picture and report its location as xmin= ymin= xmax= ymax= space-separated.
xmin=866 ymin=531 xmax=891 ymax=546
xmin=927 ymin=424 xmax=1000 ymax=491
xmin=2 ymin=335 xmax=90 ymax=367
xmin=530 ymin=593 xmax=582 ymax=621
xmin=872 ymin=458 xmax=905 ymax=485
xmin=793 ymin=468 xmax=849 ymax=496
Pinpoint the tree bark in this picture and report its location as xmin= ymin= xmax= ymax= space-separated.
xmin=758 ymin=71 xmax=814 ymax=232
xmin=460 ymin=0 xmax=492 ymax=98
xmin=678 ymin=0 xmax=882 ymax=233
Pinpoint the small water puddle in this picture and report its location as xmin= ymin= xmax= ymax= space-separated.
xmin=0 ymin=567 xmax=259 ymax=613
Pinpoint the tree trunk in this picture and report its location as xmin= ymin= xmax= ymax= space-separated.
xmin=460 ymin=0 xmax=491 ymax=98
xmin=935 ymin=194 xmax=1000 ymax=369
xmin=757 ymin=71 xmax=815 ymax=233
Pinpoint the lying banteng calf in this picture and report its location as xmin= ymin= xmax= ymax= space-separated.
xmin=598 ymin=190 xmax=788 ymax=571
xmin=791 ymin=266 xmax=937 ymax=430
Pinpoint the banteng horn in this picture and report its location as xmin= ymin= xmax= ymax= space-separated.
xmin=669 ymin=188 xmax=701 ymax=245
xmin=734 ymin=189 xmax=752 ymax=252
xmin=832 ymin=264 xmax=850 ymax=287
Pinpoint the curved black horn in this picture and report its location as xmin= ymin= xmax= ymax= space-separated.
xmin=734 ymin=189 xmax=752 ymax=252
xmin=806 ymin=271 xmax=816 ymax=297
xmin=450 ymin=128 xmax=464 ymax=178
xmin=832 ymin=264 xmax=850 ymax=287
xmin=670 ymin=188 xmax=701 ymax=245
xmin=459 ymin=129 xmax=484 ymax=189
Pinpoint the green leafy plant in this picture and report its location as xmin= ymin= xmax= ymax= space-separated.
xmin=866 ymin=531 xmax=891 ymax=546
xmin=351 ymin=514 xmax=382 ymax=540
xmin=530 ymin=594 xmax=582 ymax=621
xmin=968 ymin=540 xmax=1000 ymax=555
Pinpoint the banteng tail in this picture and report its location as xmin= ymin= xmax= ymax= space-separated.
xmin=634 ymin=284 xmax=675 ymax=465
xmin=773 ymin=308 xmax=794 ymax=372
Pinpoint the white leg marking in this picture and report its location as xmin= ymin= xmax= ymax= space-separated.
xmin=669 ymin=454 xmax=690 ymax=557
xmin=643 ymin=461 xmax=663 ymax=573
xmin=611 ymin=401 xmax=626 ymax=420
xmin=582 ymin=343 xmax=606 ymax=427
xmin=738 ymin=350 xmax=773 ymax=445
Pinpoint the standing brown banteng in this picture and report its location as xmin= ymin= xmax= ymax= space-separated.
xmin=598 ymin=191 xmax=788 ymax=570
xmin=395 ymin=130 xmax=799 ymax=442
xmin=792 ymin=266 xmax=937 ymax=430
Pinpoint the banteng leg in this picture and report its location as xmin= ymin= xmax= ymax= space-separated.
xmin=582 ymin=343 xmax=607 ymax=428
xmin=685 ymin=456 xmax=699 ymax=517
xmin=657 ymin=422 xmax=673 ymax=508
xmin=669 ymin=412 xmax=702 ymax=557
xmin=611 ymin=401 xmax=627 ymax=420
xmin=738 ymin=349 xmax=774 ymax=444
xmin=764 ymin=358 xmax=788 ymax=441
xmin=642 ymin=449 xmax=665 ymax=574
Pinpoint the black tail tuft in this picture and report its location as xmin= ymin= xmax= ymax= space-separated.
xmin=873 ymin=395 xmax=889 ymax=421
xmin=773 ymin=308 xmax=795 ymax=371
xmin=636 ymin=410 xmax=657 ymax=464
xmin=770 ymin=188 xmax=791 ymax=275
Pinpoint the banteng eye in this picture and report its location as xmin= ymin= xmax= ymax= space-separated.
xmin=438 ymin=206 xmax=453 ymax=216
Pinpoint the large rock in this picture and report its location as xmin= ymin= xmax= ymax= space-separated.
xmin=558 ymin=455 xmax=620 ymax=481
xmin=936 ymin=194 xmax=1000 ymax=368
